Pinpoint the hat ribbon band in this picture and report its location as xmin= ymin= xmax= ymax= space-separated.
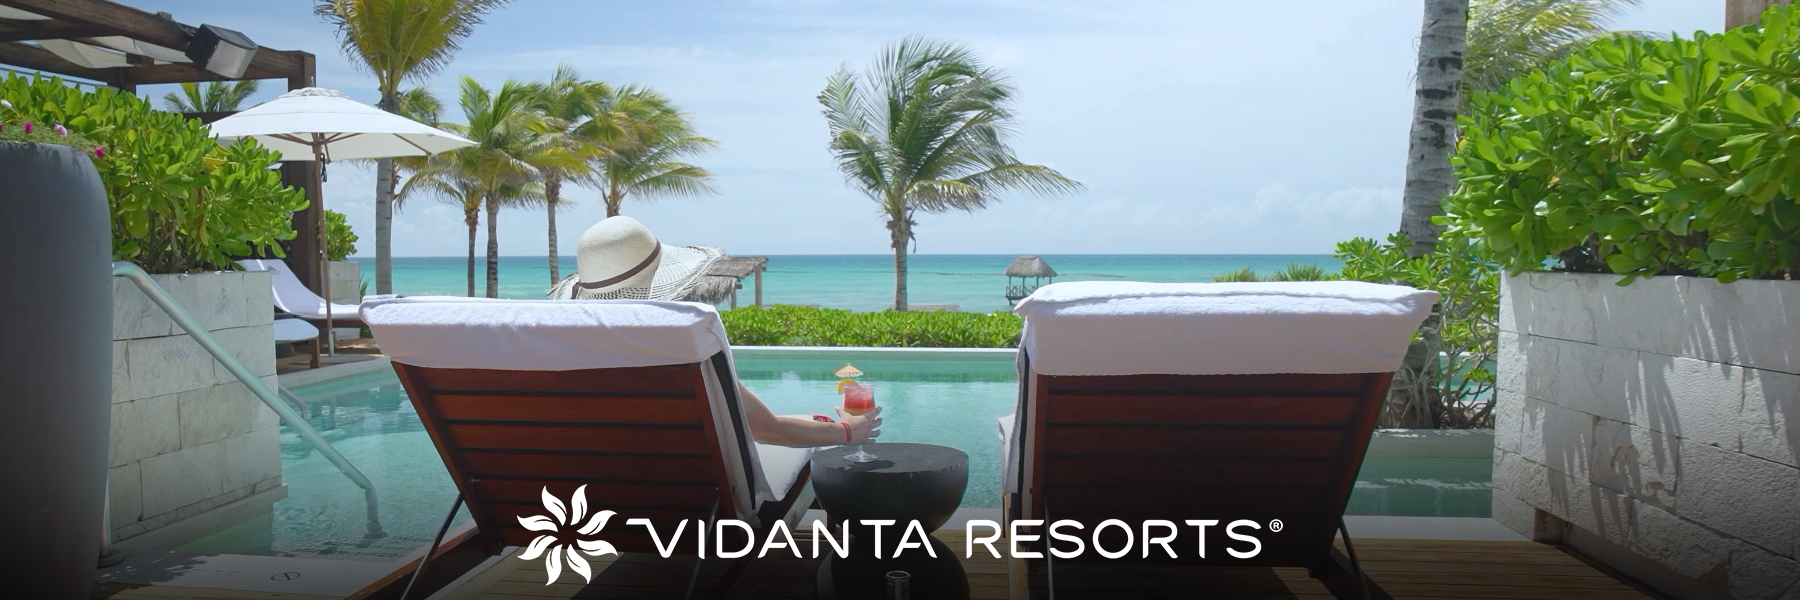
xmin=574 ymin=242 xmax=662 ymax=291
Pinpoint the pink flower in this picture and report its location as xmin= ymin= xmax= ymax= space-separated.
xmin=93 ymin=146 xmax=105 ymax=158
xmin=54 ymin=124 xmax=67 ymax=136
xmin=22 ymin=122 xmax=30 ymax=133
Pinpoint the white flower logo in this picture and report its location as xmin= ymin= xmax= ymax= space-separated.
xmin=517 ymin=485 xmax=618 ymax=584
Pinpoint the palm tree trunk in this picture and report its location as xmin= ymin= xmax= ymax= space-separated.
xmin=465 ymin=210 xmax=479 ymax=297
xmin=890 ymin=215 xmax=909 ymax=312
xmin=605 ymin=188 xmax=622 ymax=218
xmin=374 ymin=92 xmax=399 ymax=294
xmin=1399 ymin=0 xmax=1468 ymax=258
xmin=486 ymin=192 xmax=501 ymax=298
xmin=547 ymin=174 xmax=561 ymax=284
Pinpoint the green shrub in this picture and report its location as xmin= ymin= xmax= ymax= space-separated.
xmin=720 ymin=305 xmax=1022 ymax=348
xmin=1211 ymin=263 xmax=1335 ymax=282
xmin=1337 ymin=234 xmax=1498 ymax=428
xmin=1442 ymin=5 xmax=1800 ymax=283
xmin=1211 ymin=267 xmax=1263 ymax=282
xmin=0 ymin=76 xmax=306 ymax=274
xmin=325 ymin=210 xmax=358 ymax=261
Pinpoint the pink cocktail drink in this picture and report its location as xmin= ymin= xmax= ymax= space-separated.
xmin=842 ymin=383 xmax=874 ymax=416
xmin=841 ymin=383 xmax=877 ymax=462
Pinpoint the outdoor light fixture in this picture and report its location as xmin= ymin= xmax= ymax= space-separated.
xmin=185 ymin=24 xmax=258 ymax=78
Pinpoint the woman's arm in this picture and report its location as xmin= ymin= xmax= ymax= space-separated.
xmin=738 ymin=383 xmax=880 ymax=447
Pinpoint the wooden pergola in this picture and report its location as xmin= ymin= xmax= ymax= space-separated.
xmin=0 ymin=0 xmax=326 ymax=291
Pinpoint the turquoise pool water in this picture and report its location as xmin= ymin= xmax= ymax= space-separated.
xmin=173 ymin=355 xmax=1492 ymax=560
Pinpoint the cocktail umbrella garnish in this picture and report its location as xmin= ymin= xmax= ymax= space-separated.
xmin=835 ymin=363 xmax=862 ymax=393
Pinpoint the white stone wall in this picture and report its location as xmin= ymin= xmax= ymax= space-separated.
xmin=327 ymin=260 xmax=361 ymax=339
xmin=1495 ymin=272 xmax=1799 ymax=600
xmin=110 ymin=271 xmax=284 ymax=541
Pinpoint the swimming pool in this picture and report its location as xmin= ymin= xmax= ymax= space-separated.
xmin=172 ymin=351 xmax=1492 ymax=560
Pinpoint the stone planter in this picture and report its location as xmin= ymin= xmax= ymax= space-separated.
xmin=110 ymin=270 xmax=284 ymax=543
xmin=1493 ymin=272 xmax=1798 ymax=600
xmin=0 ymin=142 xmax=112 ymax=598
xmin=328 ymin=260 xmax=361 ymax=339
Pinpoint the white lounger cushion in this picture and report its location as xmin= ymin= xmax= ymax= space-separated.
xmin=361 ymin=297 xmax=807 ymax=524
xmin=271 ymin=318 xmax=319 ymax=344
xmin=1013 ymin=281 xmax=1439 ymax=376
xmin=239 ymin=259 xmax=362 ymax=319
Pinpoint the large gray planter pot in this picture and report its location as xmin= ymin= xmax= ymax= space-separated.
xmin=0 ymin=142 xmax=111 ymax=598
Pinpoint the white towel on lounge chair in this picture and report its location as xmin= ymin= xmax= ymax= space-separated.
xmin=238 ymin=259 xmax=361 ymax=320
xmin=1000 ymin=281 xmax=1439 ymax=493
xmin=1013 ymin=281 xmax=1439 ymax=377
xmin=361 ymin=296 xmax=809 ymax=522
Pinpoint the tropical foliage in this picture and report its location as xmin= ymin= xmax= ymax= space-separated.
xmin=315 ymin=0 xmax=512 ymax=295
xmin=1443 ymin=5 xmax=1800 ymax=283
xmin=1463 ymin=0 xmax=1644 ymax=97
xmin=820 ymin=37 xmax=1082 ymax=311
xmin=325 ymin=210 xmax=359 ymax=261
xmin=1401 ymin=0 xmax=1641 ymax=256
xmin=1337 ymin=234 xmax=1499 ymax=429
xmin=722 ymin=305 xmax=1022 ymax=348
xmin=161 ymin=81 xmax=260 ymax=113
xmin=0 ymin=76 xmax=304 ymax=274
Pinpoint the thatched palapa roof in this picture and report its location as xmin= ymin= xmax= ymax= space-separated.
xmin=681 ymin=256 xmax=768 ymax=305
xmin=1004 ymin=255 xmax=1057 ymax=278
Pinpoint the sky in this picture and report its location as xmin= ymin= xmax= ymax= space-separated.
xmin=127 ymin=0 xmax=1720 ymax=257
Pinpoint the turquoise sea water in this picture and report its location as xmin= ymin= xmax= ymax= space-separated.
xmin=353 ymin=254 xmax=1341 ymax=313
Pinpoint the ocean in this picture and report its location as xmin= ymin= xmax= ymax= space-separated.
xmin=351 ymin=254 xmax=1341 ymax=314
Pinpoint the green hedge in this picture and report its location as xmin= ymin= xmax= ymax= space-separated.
xmin=720 ymin=305 xmax=1022 ymax=348
xmin=1442 ymin=5 xmax=1800 ymax=282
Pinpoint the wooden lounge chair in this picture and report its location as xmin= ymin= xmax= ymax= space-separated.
xmin=362 ymin=297 xmax=815 ymax=600
xmin=239 ymin=259 xmax=366 ymax=368
xmin=997 ymin=281 xmax=1437 ymax=600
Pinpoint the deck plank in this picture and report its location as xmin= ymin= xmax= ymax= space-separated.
xmin=430 ymin=530 xmax=1664 ymax=600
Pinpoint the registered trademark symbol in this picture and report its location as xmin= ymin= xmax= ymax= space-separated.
xmin=270 ymin=572 xmax=301 ymax=581
xmin=1268 ymin=520 xmax=1283 ymax=532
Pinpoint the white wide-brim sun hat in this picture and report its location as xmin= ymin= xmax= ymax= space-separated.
xmin=548 ymin=216 xmax=724 ymax=301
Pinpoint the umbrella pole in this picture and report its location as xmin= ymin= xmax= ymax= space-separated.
xmin=314 ymin=141 xmax=335 ymax=357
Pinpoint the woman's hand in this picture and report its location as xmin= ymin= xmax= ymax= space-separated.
xmin=833 ymin=405 xmax=882 ymax=444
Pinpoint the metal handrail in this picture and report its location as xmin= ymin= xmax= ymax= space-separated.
xmin=110 ymin=262 xmax=385 ymax=540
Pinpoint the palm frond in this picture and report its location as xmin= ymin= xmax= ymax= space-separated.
xmin=314 ymin=0 xmax=514 ymax=98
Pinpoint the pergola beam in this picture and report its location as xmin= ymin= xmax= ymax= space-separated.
xmin=0 ymin=0 xmax=308 ymax=81
xmin=0 ymin=20 xmax=119 ymax=42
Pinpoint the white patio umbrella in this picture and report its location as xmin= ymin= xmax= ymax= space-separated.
xmin=210 ymin=87 xmax=475 ymax=355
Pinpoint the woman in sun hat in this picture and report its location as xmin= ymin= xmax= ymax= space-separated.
xmin=550 ymin=216 xmax=882 ymax=447
xmin=548 ymin=215 xmax=727 ymax=300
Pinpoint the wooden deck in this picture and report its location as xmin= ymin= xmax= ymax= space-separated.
xmin=87 ymin=531 xmax=1670 ymax=600
xmin=425 ymin=530 xmax=1668 ymax=600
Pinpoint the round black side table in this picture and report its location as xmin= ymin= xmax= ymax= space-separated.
xmin=811 ymin=443 xmax=971 ymax=600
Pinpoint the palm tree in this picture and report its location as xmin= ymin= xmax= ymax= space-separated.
xmin=162 ymin=81 xmax=259 ymax=113
xmin=820 ymin=37 xmax=1082 ymax=311
xmin=1398 ymin=0 xmax=1469 ymax=259
xmin=1399 ymin=0 xmax=1641 ymax=257
xmin=452 ymin=76 xmax=542 ymax=297
xmin=314 ymin=0 xmax=513 ymax=295
xmin=587 ymin=85 xmax=718 ymax=218
xmin=523 ymin=65 xmax=601 ymax=283
xmin=399 ymin=161 xmax=542 ymax=296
